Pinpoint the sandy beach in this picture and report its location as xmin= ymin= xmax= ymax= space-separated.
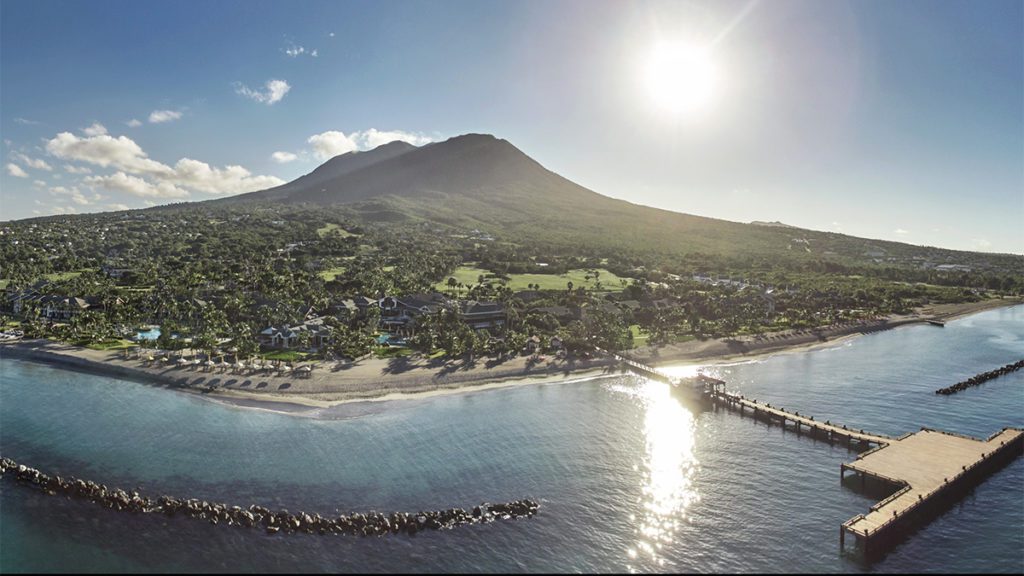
xmin=2 ymin=298 xmax=1020 ymax=411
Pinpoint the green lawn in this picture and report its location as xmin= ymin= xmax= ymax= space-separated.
xmin=316 ymin=222 xmax=357 ymax=238
xmin=0 ymin=270 xmax=90 ymax=289
xmin=260 ymin=350 xmax=309 ymax=362
xmin=319 ymin=267 xmax=347 ymax=281
xmin=628 ymin=324 xmax=649 ymax=348
xmin=435 ymin=266 xmax=632 ymax=293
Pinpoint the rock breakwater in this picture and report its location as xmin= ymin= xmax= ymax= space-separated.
xmin=0 ymin=457 xmax=539 ymax=537
xmin=935 ymin=360 xmax=1024 ymax=395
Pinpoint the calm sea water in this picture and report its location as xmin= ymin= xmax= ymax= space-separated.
xmin=2 ymin=306 xmax=1022 ymax=573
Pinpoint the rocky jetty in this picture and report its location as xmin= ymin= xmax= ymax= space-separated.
xmin=0 ymin=457 xmax=539 ymax=537
xmin=935 ymin=360 xmax=1024 ymax=395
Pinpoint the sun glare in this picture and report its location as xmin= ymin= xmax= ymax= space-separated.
xmin=644 ymin=42 xmax=718 ymax=116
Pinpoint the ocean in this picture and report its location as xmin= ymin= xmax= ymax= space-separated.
xmin=1 ymin=305 xmax=1022 ymax=573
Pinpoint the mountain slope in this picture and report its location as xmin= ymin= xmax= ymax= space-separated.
xmin=221 ymin=133 xmax=1021 ymax=268
xmin=226 ymin=140 xmax=418 ymax=203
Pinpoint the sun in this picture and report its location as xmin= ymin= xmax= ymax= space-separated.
xmin=644 ymin=42 xmax=718 ymax=116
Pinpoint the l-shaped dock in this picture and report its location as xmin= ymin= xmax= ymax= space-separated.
xmin=612 ymin=354 xmax=1024 ymax=560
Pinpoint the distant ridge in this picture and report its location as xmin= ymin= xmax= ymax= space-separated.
xmin=751 ymin=221 xmax=799 ymax=229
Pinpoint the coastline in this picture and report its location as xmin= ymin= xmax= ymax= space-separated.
xmin=2 ymin=298 xmax=1020 ymax=413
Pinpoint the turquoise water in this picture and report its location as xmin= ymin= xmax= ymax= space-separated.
xmin=133 ymin=327 xmax=161 ymax=342
xmin=1 ymin=306 xmax=1022 ymax=573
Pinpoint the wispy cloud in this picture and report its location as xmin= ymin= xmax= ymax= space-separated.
xmin=11 ymin=152 xmax=53 ymax=171
xmin=148 ymin=109 xmax=183 ymax=124
xmin=49 ymin=185 xmax=94 ymax=206
xmin=13 ymin=117 xmax=40 ymax=125
xmin=894 ymin=228 xmax=909 ymax=235
xmin=107 ymin=203 xmax=130 ymax=211
xmin=306 ymin=128 xmax=433 ymax=160
xmin=6 ymin=163 xmax=29 ymax=178
xmin=271 ymin=151 xmax=298 ymax=163
xmin=307 ymin=131 xmax=357 ymax=160
xmin=46 ymin=130 xmax=285 ymax=197
xmin=82 ymin=122 xmax=108 ymax=137
xmin=126 ymin=118 xmax=143 ymax=128
xmin=84 ymin=172 xmax=189 ymax=199
xmin=284 ymin=43 xmax=319 ymax=58
xmin=64 ymin=164 xmax=92 ymax=174
xmin=234 ymin=79 xmax=291 ymax=105
xmin=972 ymin=238 xmax=992 ymax=250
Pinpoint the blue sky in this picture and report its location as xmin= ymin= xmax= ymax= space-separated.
xmin=2 ymin=0 xmax=1021 ymax=254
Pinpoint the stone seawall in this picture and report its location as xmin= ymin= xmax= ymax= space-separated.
xmin=0 ymin=457 xmax=539 ymax=537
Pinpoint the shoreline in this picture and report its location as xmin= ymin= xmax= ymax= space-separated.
xmin=1 ymin=298 xmax=1020 ymax=414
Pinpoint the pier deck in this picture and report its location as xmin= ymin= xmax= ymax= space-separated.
xmin=711 ymin=392 xmax=892 ymax=446
xmin=840 ymin=427 xmax=1023 ymax=544
xmin=614 ymin=353 xmax=1024 ymax=559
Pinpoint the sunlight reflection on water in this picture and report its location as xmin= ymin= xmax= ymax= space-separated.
xmin=612 ymin=379 xmax=699 ymax=571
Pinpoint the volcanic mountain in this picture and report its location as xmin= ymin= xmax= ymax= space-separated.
xmin=221 ymin=133 xmax=1017 ymax=267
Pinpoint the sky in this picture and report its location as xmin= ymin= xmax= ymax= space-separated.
xmin=1 ymin=0 xmax=1021 ymax=254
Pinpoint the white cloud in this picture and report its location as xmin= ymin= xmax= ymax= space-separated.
xmin=972 ymin=238 xmax=992 ymax=250
xmin=284 ymin=45 xmax=306 ymax=57
xmin=149 ymin=109 xmax=183 ymax=124
xmin=46 ymin=132 xmax=173 ymax=176
xmin=108 ymin=203 xmax=130 ymax=211
xmin=307 ymin=131 xmax=358 ymax=160
xmin=271 ymin=151 xmax=298 ymax=163
xmin=64 ymin=164 xmax=92 ymax=174
xmin=6 ymin=163 xmax=28 ymax=178
xmin=894 ymin=228 xmax=909 ymax=235
xmin=311 ymin=49 xmax=318 ymax=57
xmin=33 ymin=179 xmax=47 ymax=188
xmin=305 ymin=128 xmax=432 ymax=160
xmin=49 ymin=185 xmax=92 ymax=206
xmin=235 ymin=79 xmax=291 ymax=105
xmin=47 ymin=131 xmax=285 ymax=198
xmin=353 ymin=128 xmax=433 ymax=149
xmin=84 ymin=172 xmax=189 ymax=199
xmin=12 ymin=152 xmax=53 ymax=171
xmin=170 ymin=158 xmax=284 ymax=194
xmin=13 ymin=117 xmax=39 ymax=125
xmin=82 ymin=122 xmax=108 ymax=136
xmin=126 ymin=119 xmax=143 ymax=128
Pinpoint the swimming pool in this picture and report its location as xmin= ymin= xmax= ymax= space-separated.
xmin=134 ymin=326 xmax=161 ymax=341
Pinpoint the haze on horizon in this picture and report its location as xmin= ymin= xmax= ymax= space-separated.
xmin=1 ymin=0 xmax=1021 ymax=254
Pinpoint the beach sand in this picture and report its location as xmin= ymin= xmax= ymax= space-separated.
xmin=2 ymin=298 xmax=1019 ymax=412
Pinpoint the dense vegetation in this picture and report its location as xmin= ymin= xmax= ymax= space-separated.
xmin=2 ymin=199 xmax=1020 ymax=363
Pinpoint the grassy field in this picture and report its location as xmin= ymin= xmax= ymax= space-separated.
xmin=628 ymin=324 xmax=649 ymax=348
xmin=319 ymin=267 xmax=347 ymax=281
xmin=434 ymin=266 xmax=632 ymax=293
xmin=316 ymin=223 xmax=357 ymax=238
xmin=260 ymin=350 xmax=309 ymax=362
xmin=0 ymin=270 xmax=90 ymax=289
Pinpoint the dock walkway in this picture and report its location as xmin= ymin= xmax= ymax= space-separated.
xmin=612 ymin=353 xmax=1023 ymax=560
xmin=840 ymin=427 xmax=1023 ymax=555
xmin=710 ymin=391 xmax=892 ymax=447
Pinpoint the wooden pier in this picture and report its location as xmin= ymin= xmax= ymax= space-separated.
xmin=613 ymin=354 xmax=1024 ymax=560
xmin=839 ymin=427 xmax=1024 ymax=558
xmin=708 ymin=391 xmax=892 ymax=448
